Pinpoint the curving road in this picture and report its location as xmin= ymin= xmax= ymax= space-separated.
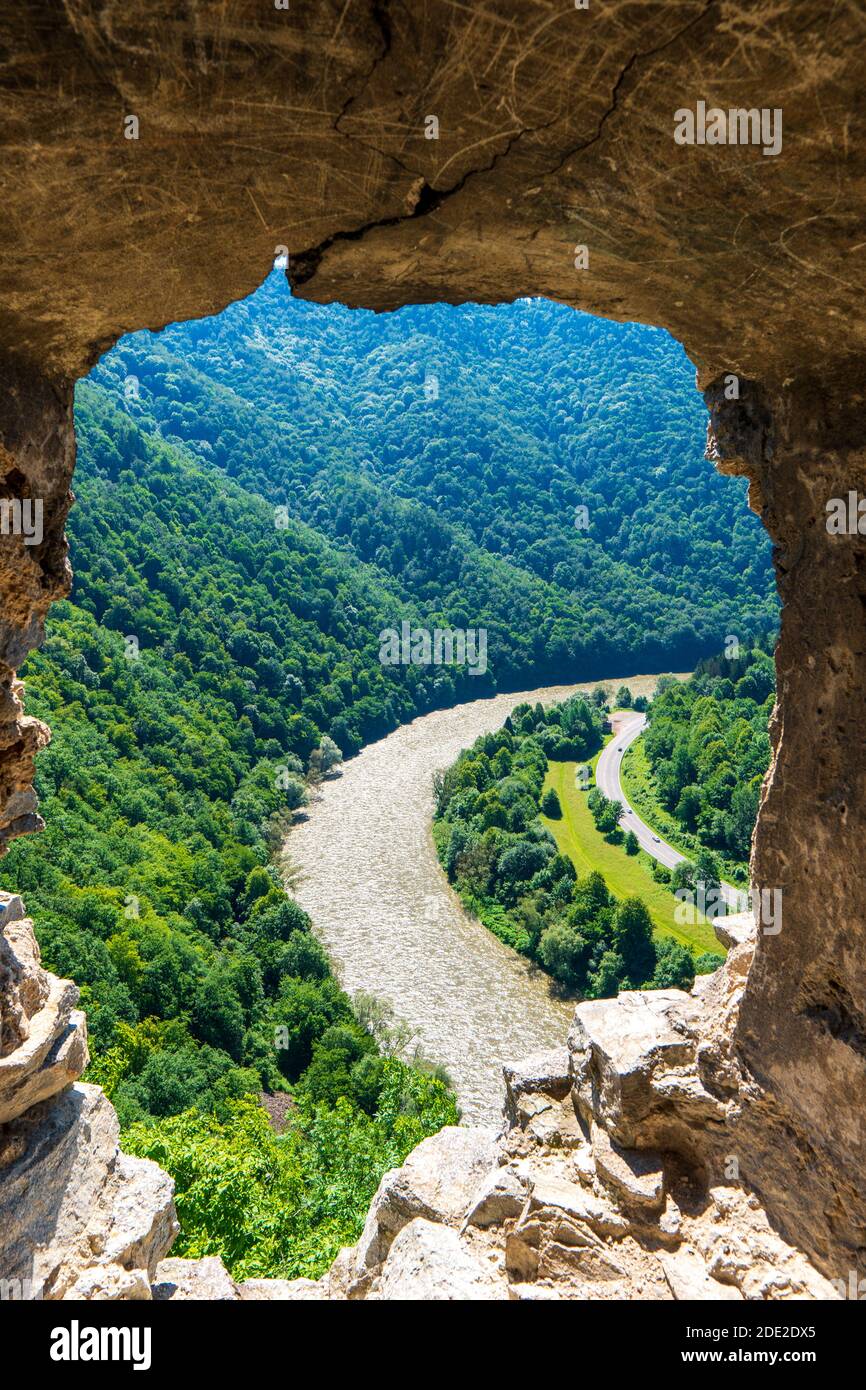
xmin=595 ymin=714 xmax=743 ymax=910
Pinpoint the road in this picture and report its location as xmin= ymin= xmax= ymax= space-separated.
xmin=594 ymin=713 xmax=743 ymax=910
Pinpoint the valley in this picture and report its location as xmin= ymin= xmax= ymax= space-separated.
xmin=290 ymin=673 xmax=679 ymax=1123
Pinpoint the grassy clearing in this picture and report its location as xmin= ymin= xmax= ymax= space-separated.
xmin=620 ymin=737 xmax=749 ymax=887
xmin=541 ymin=750 xmax=720 ymax=956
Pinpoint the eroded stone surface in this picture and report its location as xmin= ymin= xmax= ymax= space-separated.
xmin=238 ymin=1277 xmax=329 ymax=1302
xmin=371 ymin=1219 xmax=507 ymax=1302
xmin=0 ymin=1083 xmax=178 ymax=1300
xmin=153 ymin=1257 xmax=240 ymax=1302
xmin=0 ymin=904 xmax=88 ymax=1124
xmin=354 ymin=1125 xmax=498 ymax=1271
xmin=310 ymin=941 xmax=842 ymax=1302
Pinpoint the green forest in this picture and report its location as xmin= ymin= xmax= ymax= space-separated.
xmin=4 ymin=393 xmax=457 ymax=1280
xmin=89 ymin=270 xmax=777 ymax=678
xmin=626 ymin=642 xmax=775 ymax=880
xmin=4 ymin=273 xmax=778 ymax=1280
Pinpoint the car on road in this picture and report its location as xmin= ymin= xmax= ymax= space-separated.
xmin=652 ymin=835 xmax=660 ymax=843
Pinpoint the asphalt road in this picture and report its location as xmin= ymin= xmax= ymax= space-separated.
xmin=593 ymin=713 xmax=743 ymax=910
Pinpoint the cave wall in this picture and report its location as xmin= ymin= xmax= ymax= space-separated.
xmin=1 ymin=0 xmax=865 ymax=1276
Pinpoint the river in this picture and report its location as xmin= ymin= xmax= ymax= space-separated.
xmin=290 ymin=673 xmax=675 ymax=1124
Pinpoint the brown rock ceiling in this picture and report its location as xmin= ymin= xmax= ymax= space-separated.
xmin=1 ymin=0 xmax=865 ymax=1277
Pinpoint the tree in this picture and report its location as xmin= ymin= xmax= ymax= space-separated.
xmin=598 ymin=798 xmax=623 ymax=835
xmin=193 ymin=968 xmax=247 ymax=1060
xmin=497 ymin=839 xmax=549 ymax=900
xmin=279 ymin=931 xmax=330 ymax=982
xmin=612 ymin=897 xmax=655 ymax=987
xmin=624 ymin=830 xmax=639 ymax=855
xmin=695 ymin=950 xmax=725 ymax=975
xmin=319 ymin=735 xmax=343 ymax=772
xmin=652 ymin=938 xmax=694 ymax=988
xmin=454 ymin=836 xmax=499 ymax=896
xmin=541 ymin=787 xmax=562 ymax=818
xmin=538 ymin=922 xmax=587 ymax=989
xmin=615 ymin=685 xmax=633 ymax=708
xmin=675 ymin=783 xmax=703 ymax=831
xmin=586 ymin=949 xmax=625 ymax=999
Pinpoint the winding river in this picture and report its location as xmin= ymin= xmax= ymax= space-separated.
xmin=290 ymin=674 xmax=672 ymax=1124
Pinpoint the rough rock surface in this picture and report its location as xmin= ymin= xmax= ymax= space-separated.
xmin=0 ymin=892 xmax=88 ymax=1125
xmin=0 ymin=1 xmax=865 ymax=1288
xmin=353 ymin=1125 xmax=498 ymax=1273
xmin=371 ymin=1220 xmax=507 ymax=1302
xmin=0 ymin=1083 xmax=177 ymax=1299
xmin=0 ymin=889 xmax=180 ymax=1300
xmin=310 ymin=931 xmax=841 ymax=1302
xmin=151 ymin=1257 xmax=331 ymax=1302
xmin=153 ymin=1257 xmax=241 ymax=1302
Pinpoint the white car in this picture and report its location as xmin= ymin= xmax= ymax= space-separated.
xmin=651 ymin=835 xmax=660 ymax=843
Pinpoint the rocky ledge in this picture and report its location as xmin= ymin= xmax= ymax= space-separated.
xmin=0 ymin=891 xmax=177 ymax=1299
xmin=0 ymin=885 xmax=839 ymax=1301
xmin=150 ymin=911 xmax=839 ymax=1302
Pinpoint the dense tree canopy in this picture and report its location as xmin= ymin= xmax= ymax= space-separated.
xmin=4 ymin=398 xmax=458 ymax=1278
xmin=88 ymin=271 xmax=777 ymax=678
xmin=641 ymin=641 xmax=775 ymax=864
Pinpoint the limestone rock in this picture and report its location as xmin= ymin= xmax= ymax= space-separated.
xmin=0 ymin=1083 xmax=178 ymax=1300
xmin=714 ymin=910 xmax=756 ymax=952
xmin=373 ymin=1219 xmax=506 ymax=1301
xmin=506 ymin=1177 xmax=628 ymax=1287
xmin=503 ymin=1048 xmax=571 ymax=1126
xmin=569 ymin=989 xmax=694 ymax=1145
xmin=463 ymin=1166 xmax=528 ymax=1229
xmin=528 ymin=1103 xmax=583 ymax=1149
xmin=694 ymin=1189 xmax=842 ymax=1301
xmin=67 ymin=1265 xmax=152 ymax=1301
xmin=355 ymin=1125 xmax=498 ymax=1270
xmin=325 ymin=1244 xmax=372 ymax=1301
xmin=537 ymin=1238 xmax=628 ymax=1285
xmin=0 ymin=912 xmax=88 ymax=1125
xmin=659 ymin=1251 xmax=745 ymax=1302
xmin=239 ymin=1277 xmax=329 ymax=1301
xmin=590 ymin=1122 xmax=665 ymax=1216
xmin=0 ymin=891 xmax=24 ymax=930
xmin=526 ymin=1174 xmax=628 ymax=1240
xmin=153 ymin=1257 xmax=239 ymax=1301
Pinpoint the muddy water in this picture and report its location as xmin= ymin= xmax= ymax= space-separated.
xmin=290 ymin=674 xmax=671 ymax=1124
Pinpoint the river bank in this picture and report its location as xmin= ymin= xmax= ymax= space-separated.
xmin=289 ymin=673 xmax=681 ymax=1123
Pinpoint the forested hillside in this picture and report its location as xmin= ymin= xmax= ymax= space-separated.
xmin=630 ymin=642 xmax=775 ymax=875
xmin=5 ymin=279 xmax=778 ymax=1277
xmin=4 ymin=396 xmax=457 ymax=1279
xmin=89 ymin=270 xmax=777 ymax=675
